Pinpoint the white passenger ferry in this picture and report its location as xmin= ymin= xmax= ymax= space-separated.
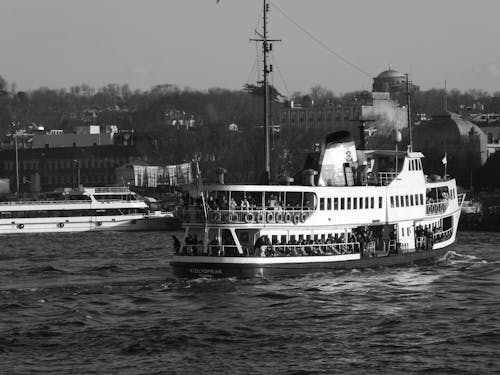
xmin=169 ymin=0 xmax=465 ymax=278
xmin=0 ymin=186 xmax=173 ymax=234
xmin=170 ymin=131 xmax=465 ymax=278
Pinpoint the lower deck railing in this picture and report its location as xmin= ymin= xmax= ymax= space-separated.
xmin=177 ymin=241 xmax=361 ymax=257
xmin=176 ymin=228 xmax=454 ymax=258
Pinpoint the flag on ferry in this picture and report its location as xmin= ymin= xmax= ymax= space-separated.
xmin=442 ymin=153 xmax=447 ymax=165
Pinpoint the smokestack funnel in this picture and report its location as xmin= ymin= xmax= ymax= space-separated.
xmin=302 ymin=169 xmax=318 ymax=186
xmin=215 ymin=167 xmax=227 ymax=184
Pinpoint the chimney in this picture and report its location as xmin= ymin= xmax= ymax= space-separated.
xmin=215 ymin=167 xmax=227 ymax=184
xmin=302 ymin=169 xmax=318 ymax=186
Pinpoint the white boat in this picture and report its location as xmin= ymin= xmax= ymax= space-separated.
xmin=170 ymin=135 xmax=465 ymax=278
xmin=169 ymin=0 xmax=465 ymax=278
xmin=0 ymin=186 xmax=175 ymax=234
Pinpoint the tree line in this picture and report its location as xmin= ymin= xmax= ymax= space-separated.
xmin=1 ymin=74 xmax=500 ymax=183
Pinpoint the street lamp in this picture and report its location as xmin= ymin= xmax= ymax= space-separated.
xmin=74 ymin=160 xmax=80 ymax=188
xmin=11 ymin=122 xmax=20 ymax=195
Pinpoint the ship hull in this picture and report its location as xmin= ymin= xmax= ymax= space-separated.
xmin=170 ymin=246 xmax=451 ymax=279
xmin=0 ymin=215 xmax=178 ymax=234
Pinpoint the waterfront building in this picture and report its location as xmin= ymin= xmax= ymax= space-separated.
xmin=372 ymin=65 xmax=420 ymax=95
xmin=413 ymin=112 xmax=487 ymax=187
xmin=0 ymin=145 xmax=140 ymax=193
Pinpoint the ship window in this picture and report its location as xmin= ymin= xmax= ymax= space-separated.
xmin=285 ymin=191 xmax=302 ymax=209
xmin=370 ymin=197 xmax=374 ymax=209
xmin=246 ymin=191 xmax=262 ymax=208
xmin=410 ymin=195 xmax=414 ymax=206
xmin=390 ymin=196 xmax=394 ymax=208
xmin=290 ymin=235 xmax=296 ymax=242
xmin=400 ymin=196 xmax=405 ymax=207
xmin=304 ymin=192 xmax=316 ymax=209
xmin=379 ymin=197 xmax=383 ymax=208
xmin=414 ymin=194 xmax=419 ymax=205
xmin=235 ymin=230 xmax=250 ymax=244
xmin=306 ymin=234 xmax=311 ymax=241
xmin=347 ymin=197 xmax=351 ymax=210
xmin=395 ymin=196 xmax=399 ymax=207
xmin=221 ymin=229 xmax=235 ymax=246
xmin=231 ymin=191 xmax=244 ymax=207
xmin=327 ymin=198 xmax=332 ymax=210
xmin=320 ymin=198 xmax=325 ymax=210
xmin=298 ymin=234 xmax=303 ymax=241
xmin=272 ymin=235 xmax=278 ymax=244
xmin=420 ymin=194 xmax=424 ymax=205
xmin=360 ymin=197 xmax=363 ymax=209
xmin=333 ymin=198 xmax=338 ymax=210
xmin=353 ymin=197 xmax=357 ymax=209
xmin=340 ymin=198 xmax=345 ymax=210
xmin=409 ymin=160 xmax=413 ymax=171
xmin=405 ymin=195 xmax=409 ymax=206
xmin=401 ymin=228 xmax=404 ymax=237
xmin=281 ymin=235 xmax=287 ymax=243
xmin=365 ymin=197 xmax=369 ymax=209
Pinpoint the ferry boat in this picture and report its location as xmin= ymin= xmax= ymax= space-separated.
xmin=0 ymin=186 xmax=176 ymax=234
xmin=169 ymin=0 xmax=465 ymax=278
xmin=170 ymin=132 xmax=465 ymax=278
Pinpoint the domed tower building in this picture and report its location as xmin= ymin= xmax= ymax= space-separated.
xmin=372 ymin=65 xmax=408 ymax=93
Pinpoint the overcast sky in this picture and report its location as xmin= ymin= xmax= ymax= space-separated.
xmin=1 ymin=0 xmax=499 ymax=95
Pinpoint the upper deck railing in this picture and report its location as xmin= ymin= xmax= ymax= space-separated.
xmin=0 ymin=199 xmax=93 ymax=207
xmin=181 ymin=207 xmax=315 ymax=225
xmin=93 ymin=187 xmax=133 ymax=194
xmin=426 ymin=199 xmax=449 ymax=215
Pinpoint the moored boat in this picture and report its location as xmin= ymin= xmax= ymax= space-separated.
xmin=0 ymin=186 xmax=176 ymax=234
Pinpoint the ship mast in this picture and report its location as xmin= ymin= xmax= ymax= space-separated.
xmin=251 ymin=0 xmax=280 ymax=183
xmin=406 ymin=73 xmax=413 ymax=151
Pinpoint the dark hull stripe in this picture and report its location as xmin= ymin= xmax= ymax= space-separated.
xmin=170 ymin=247 xmax=451 ymax=278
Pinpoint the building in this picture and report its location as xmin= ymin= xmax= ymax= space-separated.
xmin=413 ymin=112 xmax=487 ymax=186
xmin=279 ymin=101 xmax=362 ymax=134
xmin=372 ymin=65 xmax=419 ymax=95
xmin=0 ymin=145 xmax=141 ymax=193
xmin=278 ymin=92 xmax=408 ymax=149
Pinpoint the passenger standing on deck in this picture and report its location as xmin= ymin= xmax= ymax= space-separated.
xmin=229 ymin=198 xmax=237 ymax=211
xmin=172 ymin=235 xmax=181 ymax=254
xmin=241 ymin=197 xmax=250 ymax=211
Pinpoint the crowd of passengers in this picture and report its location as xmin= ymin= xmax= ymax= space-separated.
xmin=175 ymin=229 xmax=379 ymax=257
xmin=181 ymin=192 xmax=313 ymax=212
xmin=252 ymin=232 xmax=364 ymax=257
xmin=173 ymin=225 xmax=450 ymax=257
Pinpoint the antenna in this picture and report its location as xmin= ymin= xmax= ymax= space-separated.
xmin=406 ymin=73 xmax=413 ymax=151
xmin=250 ymin=0 xmax=281 ymax=183
xmin=444 ymin=80 xmax=448 ymax=112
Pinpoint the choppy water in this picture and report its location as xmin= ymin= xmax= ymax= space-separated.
xmin=1 ymin=231 xmax=499 ymax=375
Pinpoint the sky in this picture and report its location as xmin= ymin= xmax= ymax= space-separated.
xmin=1 ymin=0 xmax=500 ymax=96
